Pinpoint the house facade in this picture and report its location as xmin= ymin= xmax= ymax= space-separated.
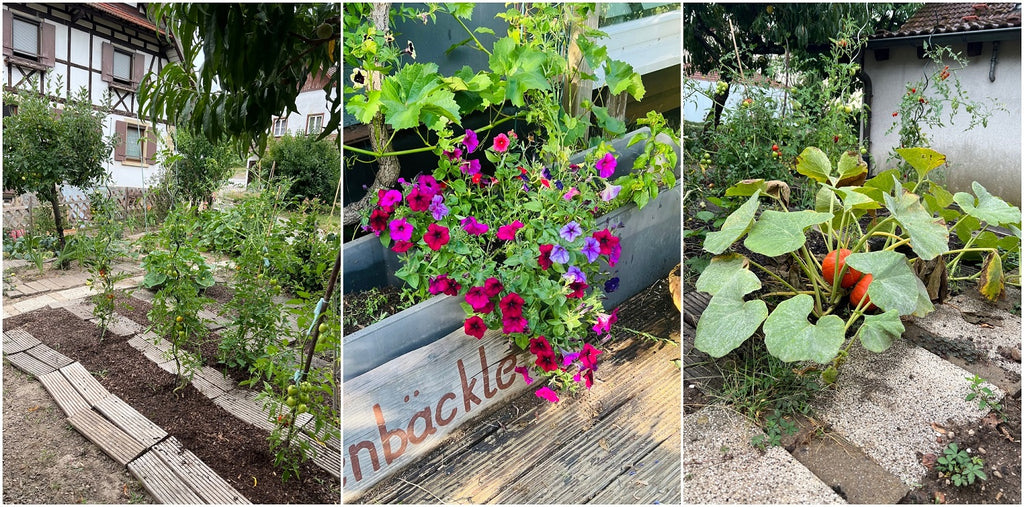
xmin=2 ymin=2 xmax=179 ymax=190
xmin=864 ymin=3 xmax=1021 ymax=205
xmin=270 ymin=70 xmax=336 ymax=140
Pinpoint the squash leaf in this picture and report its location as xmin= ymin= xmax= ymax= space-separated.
xmin=795 ymin=146 xmax=832 ymax=184
xmin=979 ymin=252 xmax=1005 ymax=301
xmin=845 ymin=251 xmax=934 ymax=317
xmin=704 ymin=191 xmax=760 ymax=254
xmin=858 ymin=309 xmax=904 ymax=353
xmin=884 ymin=181 xmax=948 ymax=261
xmin=953 ymin=181 xmax=1022 ymax=227
xmin=763 ymin=294 xmax=845 ymax=364
xmin=745 ymin=210 xmax=833 ymax=257
xmin=694 ymin=267 xmax=767 ymax=358
xmin=896 ymin=147 xmax=946 ymax=180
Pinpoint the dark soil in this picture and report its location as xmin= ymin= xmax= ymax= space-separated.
xmin=342 ymin=284 xmax=413 ymax=335
xmin=3 ymin=307 xmax=340 ymax=504
xmin=900 ymin=392 xmax=1022 ymax=504
xmin=203 ymin=283 xmax=235 ymax=305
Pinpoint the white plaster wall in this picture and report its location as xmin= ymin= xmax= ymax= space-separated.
xmin=54 ymin=22 xmax=68 ymax=61
xmin=866 ymin=39 xmax=1021 ymax=206
xmin=284 ymin=89 xmax=331 ymax=136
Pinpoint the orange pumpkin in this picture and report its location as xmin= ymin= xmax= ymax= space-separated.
xmin=822 ymin=249 xmax=863 ymax=289
xmin=850 ymin=274 xmax=876 ymax=311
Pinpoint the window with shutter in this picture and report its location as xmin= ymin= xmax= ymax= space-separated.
xmin=113 ymin=50 xmax=132 ymax=82
xmin=11 ymin=17 xmax=38 ymax=57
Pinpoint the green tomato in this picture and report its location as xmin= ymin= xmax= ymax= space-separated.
xmin=300 ymin=393 xmax=310 ymax=404
xmin=285 ymin=396 xmax=297 ymax=407
xmin=300 ymin=381 xmax=312 ymax=392
xmin=287 ymin=385 xmax=299 ymax=396
xmin=844 ymin=105 xmax=853 ymax=114
xmin=318 ymin=323 xmax=328 ymax=334
xmin=296 ymin=404 xmax=308 ymax=414
xmin=860 ymin=147 xmax=868 ymax=155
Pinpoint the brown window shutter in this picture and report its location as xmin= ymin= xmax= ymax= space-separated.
xmin=40 ymin=22 xmax=54 ymax=67
xmin=144 ymin=127 xmax=157 ymax=165
xmin=132 ymin=52 xmax=144 ymax=88
xmin=2 ymin=10 xmax=12 ymax=57
xmin=114 ymin=120 xmax=126 ymax=161
xmin=101 ymin=42 xmax=113 ymax=83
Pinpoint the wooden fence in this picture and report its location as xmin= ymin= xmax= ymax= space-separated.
xmin=3 ymin=188 xmax=148 ymax=233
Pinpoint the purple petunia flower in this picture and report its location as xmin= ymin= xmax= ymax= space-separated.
xmin=604 ymin=276 xmax=620 ymax=293
xmin=599 ymin=183 xmax=622 ymax=202
xmin=429 ymin=194 xmax=449 ymax=220
xmin=461 ymin=158 xmax=481 ymax=175
xmin=550 ymin=245 xmax=570 ymax=264
xmin=581 ymin=237 xmax=600 ymax=263
xmin=559 ymin=221 xmax=583 ymax=242
xmin=463 ymin=129 xmax=479 ymax=153
xmin=563 ymin=265 xmax=586 ymax=283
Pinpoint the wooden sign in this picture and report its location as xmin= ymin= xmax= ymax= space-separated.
xmin=343 ymin=329 xmax=531 ymax=501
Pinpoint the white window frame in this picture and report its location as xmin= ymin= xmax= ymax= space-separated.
xmin=273 ymin=117 xmax=288 ymax=137
xmin=306 ymin=114 xmax=324 ymax=135
xmin=125 ymin=124 xmax=144 ymax=160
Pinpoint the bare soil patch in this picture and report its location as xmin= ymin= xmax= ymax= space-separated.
xmin=4 ymin=306 xmax=340 ymax=504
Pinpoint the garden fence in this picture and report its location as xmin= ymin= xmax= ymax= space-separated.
xmin=3 ymin=188 xmax=148 ymax=233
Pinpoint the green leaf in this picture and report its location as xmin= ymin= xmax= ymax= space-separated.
xmin=979 ymin=252 xmax=1005 ymax=301
xmin=864 ymin=169 xmax=901 ymax=194
xmin=488 ymin=38 xmax=550 ymax=107
xmin=591 ymin=105 xmax=625 ymax=135
xmin=896 ymin=147 xmax=946 ymax=180
xmin=953 ymin=181 xmax=1022 ymax=227
xmin=831 ymin=186 xmax=880 ymax=210
xmin=795 ymin=147 xmax=832 ymax=183
xmin=725 ymin=179 xmax=767 ymax=197
xmin=845 ymin=251 xmax=934 ymax=317
xmin=380 ymin=63 xmax=461 ymax=130
xmin=695 ymin=253 xmax=756 ymax=296
xmin=603 ymin=59 xmax=645 ymax=100
xmin=744 ymin=210 xmax=833 ymax=257
xmin=694 ymin=269 xmax=767 ymax=358
xmin=835 ymin=151 xmax=867 ymax=184
xmin=858 ymin=309 xmax=904 ymax=353
xmin=763 ymin=294 xmax=845 ymax=364
xmin=704 ymin=192 xmax=760 ymax=254
xmin=929 ymin=182 xmax=955 ymax=209
xmin=345 ymin=90 xmax=381 ymax=124
xmin=884 ymin=182 xmax=949 ymax=261
xmin=522 ymin=200 xmax=543 ymax=212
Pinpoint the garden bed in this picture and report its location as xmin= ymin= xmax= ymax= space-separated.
xmin=4 ymin=301 xmax=340 ymax=504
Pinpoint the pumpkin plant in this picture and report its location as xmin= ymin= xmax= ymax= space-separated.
xmin=695 ymin=146 xmax=1020 ymax=382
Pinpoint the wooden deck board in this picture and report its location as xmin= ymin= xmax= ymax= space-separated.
xmin=294 ymin=431 xmax=342 ymax=479
xmin=38 ymin=369 xmax=91 ymax=417
xmin=128 ymin=450 xmax=205 ymax=504
xmin=25 ymin=343 xmax=74 ymax=369
xmin=5 ymin=351 xmax=56 ymax=377
xmin=67 ymin=408 xmax=148 ymax=466
xmin=150 ymin=437 xmax=251 ymax=504
xmin=3 ymin=328 xmax=41 ymax=354
xmin=60 ymin=362 xmax=111 ymax=406
xmin=211 ymin=390 xmax=276 ymax=433
xmin=94 ymin=396 xmax=168 ymax=446
xmin=356 ymin=280 xmax=681 ymax=504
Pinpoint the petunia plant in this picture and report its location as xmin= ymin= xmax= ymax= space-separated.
xmin=695 ymin=145 xmax=1020 ymax=383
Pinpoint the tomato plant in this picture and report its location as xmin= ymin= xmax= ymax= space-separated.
xmin=695 ymin=146 xmax=1020 ymax=382
xmin=83 ymin=191 xmax=135 ymax=341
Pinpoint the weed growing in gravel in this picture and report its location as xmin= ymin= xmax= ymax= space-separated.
xmin=936 ymin=442 xmax=987 ymax=487
xmin=965 ymin=374 xmax=1004 ymax=419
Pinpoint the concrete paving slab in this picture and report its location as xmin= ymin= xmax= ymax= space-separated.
xmin=813 ymin=339 xmax=1003 ymax=487
xmin=683 ymin=405 xmax=846 ymax=504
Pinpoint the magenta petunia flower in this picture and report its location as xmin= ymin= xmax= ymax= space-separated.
xmin=464 ymin=316 xmax=487 ymax=339
xmin=529 ymin=335 xmax=553 ymax=355
xmin=496 ymin=220 xmax=524 ymax=241
xmin=406 ymin=187 xmax=432 ymax=212
xmin=424 ymin=223 xmax=450 ymax=251
xmin=514 ymin=366 xmax=535 ymax=385
xmin=559 ymin=221 xmax=583 ymax=242
xmin=502 ymin=314 xmax=529 ymax=334
xmin=483 ymin=277 xmax=504 ymax=298
xmin=463 ymin=129 xmax=479 ymax=153
xmin=596 ymin=152 xmax=617 ymax=178
xmin=592 ymin=308 xmax=619 ymax=335
xmin=538 ymin=244 xmax=554 ymax=270
xmin=499 ymin=292 xmax=525 ymax=317
xmin=418 ymin=175 xmax=441 ymax=196
xmin=535 ymin=351 xmax=559 ymax=372
xmin=535 ymin=386 xmax=560 ymax=403
xmin=369 ymin=208 xmax=390 ymax=236
xmin=460 ymin=216 xmax=489 ymax=235
xmin=465 ymin=286 xmax=491 ymax=312
xmin=461 ymin=158 xmax=481 ymax=175
xmin=493 ymin=133 xmax=510 ymax=153
xmin=579 ymin=343 xmax=603 ymax=371
xmin=443 ymin=147 xmax=463 ymax=161
xmin=391 ymin=240 xmax=413 ymax=253
xmin=389 ymin=218 xmax=413 ymax=242
xmin=378 ymin=189 xmax=403 ymax=211
xmin=563 ymin=187 xmax=580 ymax=200
xmin=592 ymin=228 xmax=620 ymax=255
xmin=428 ymin=274 xmax=461 ymax=296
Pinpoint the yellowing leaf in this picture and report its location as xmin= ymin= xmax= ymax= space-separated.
xmin=896 ymin=147 xmax=946 ymax=180
xmin=979 ymin=252 xmax=1005 ymax=301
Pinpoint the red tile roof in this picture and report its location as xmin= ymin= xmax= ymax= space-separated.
xmin=91 ymin=3 xmax=162 ymax=34
xmin=872 ymin=3 xmax=1021 ymax=39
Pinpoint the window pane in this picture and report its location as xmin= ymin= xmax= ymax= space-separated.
xmin=12 ymin=18 xmax=38 ymax=56
xmin=113 ymin=51 xmax=132 ymax=81
xmin=307 ymin=115 xmax=322 ymax=134
xmin=274 ymin=119 xmax=286 ymax=136
xmin=126 ymin=126 xmax=142 ymax=158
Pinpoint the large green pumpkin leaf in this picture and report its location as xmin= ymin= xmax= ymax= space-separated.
xmin=864 ymin=168 xmax=901 ymax=194
xmin=694 ymin=270 xmax=768 ymax=358
xmin=858 ymin=310 xmax=904 ymax=353
xmin=831 ymin=185 xmax=881 ymax=210
xmin=835 ymin=151 xmax=867 ymax=185
xmin=694 ymin=253 xmax=755 ymax=296
xmin=884 ymin=182 xmax=948 ymax=261
xmin=796 ymin=146 xmax=832 ymax=183
xmin=896 ymin=147 xmax=946 ymax=180
xmin=725 ymin=179 xmax=767 ymax=197
xmin=704 ymin=191 xmax=760 ymax=254
xmin=763 ymin=295 xmax=845 ymax=364
xmin=845 ymin=251 xmax=934 ymax=317
xmin=745 ymin=210 xmax=832 ymax=257
xmin=953 ymin=181 xmax=1022 ymax=227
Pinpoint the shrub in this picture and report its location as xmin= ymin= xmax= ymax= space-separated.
xmin=261 ymin=133 xmax=339 ymax=205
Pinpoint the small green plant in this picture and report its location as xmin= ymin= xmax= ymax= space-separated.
xmin=965 ymin=374 xmax=1004 ymax=419
xmin=84 ymin=191 xmax=135 ymax=341
xmin=936 ymin=442 xmax=987 ymax=487
xmin=751 ymin=412 xmax=799 ymax=449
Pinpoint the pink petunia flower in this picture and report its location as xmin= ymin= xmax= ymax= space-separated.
xmin=464 ymin=316 xmax=487 ymax=339
xmin=596 ymin=152 xmax=617 ymax=178
xmin=535 ymin=386 xmax=560 ymax=403
xmin=389 ymin=218 xmax=413 ymax=242
xmin=496 ymin=220 xmax=524 ymax=241
xmin=514 ymin=366 xmax=535 ymax=385
xmin=493 ymin=133 xmax=510 ymax=153
xmin=461 ymin=216 xmax=489 ymax=236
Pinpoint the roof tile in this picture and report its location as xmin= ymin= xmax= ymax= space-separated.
xmin=872 ymin=2 xmax=1021 ymax=39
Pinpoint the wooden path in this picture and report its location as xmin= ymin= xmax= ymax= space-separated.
xmin=3 ymin=329 xmax=250 ymax=504
xmin=355 ymin=280 xmax=681 ymax=504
